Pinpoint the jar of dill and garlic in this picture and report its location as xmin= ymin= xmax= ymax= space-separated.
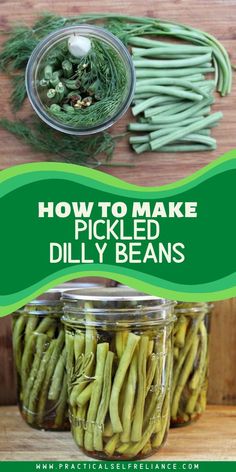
xmin=25 ymin=25 xmax=135 ymax=135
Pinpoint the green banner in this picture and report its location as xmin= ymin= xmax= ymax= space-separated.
xmin=0 ymin=461 xmax=235 ymax=471
xmin=1 ymin=150 xmax=236 ymax=315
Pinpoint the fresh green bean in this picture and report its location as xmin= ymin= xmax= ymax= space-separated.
xmin=120 ymin=349 xmax=138 ymax=443
xmin=121 ymin=344 xmax=172 ymax=457
xmin=181 ymin=133 xmax=216 ymax=146
xmin=12 ymin=313 xmax=27 ymax=373
xmin=35 ymin=316 xmax=56 ymax=334
xmin=44 ymin=65 xmax=53 ymax=80
xmin=128 ymin=116 xmax=202 ymax=131
xmin=115 ymin=331 xmax=129 ymax=358
xmin=175 ymin=316 xmax=189 ymax=348
xmin=131 ymin=336 xmax=149 ymax=441
xmin=171 ymin=336 xmax=200 ymax=419
xmin=132 ymin=143 xmax=216 ymax=154
xmin=129 ymin=36 xmax=211 ymax=52
xmin=104 ymin=433 xmax=120 ymax=457
xmin=145 ymin=354 xmax=159 ymax=397
xmin=65 ymin=330 xmax=75 ymax=377
xmin=47 ymin=88 xmax=56 ymax=100
xmin=62 ymin=59 xmax=73 ymax=78
xmin=133 ymin=53 xmax=212 ymax=69
xmin=109 ymin=333 xmax=140 ymax=433
xmin=62 ymin=104 xmax=75 ymax=113
xmin=39 ymin=79 xmax=49 ymax=88
xmin=37 ymin=329 xmax=65 ymax=423
xmin=27 ymin=339 xmax=56 ymax=424
xmin=135 ymin=67 xmax=215 ymax=78
xmin=54 ymin=372 xmax=68 ymax=428
xmin=136 ymin=78 xmax=210 ymax=97
xmin=189 ymin=321 xmax=208 ymax=391
xmin=74 ymin=404 xmax=88 ymax=447
xmin=132 ymin=128 xmax=211 ymax=144
xmin=21 ymin=333 xmax=37 ymax=388
xmin=150 ymin=112 xmax=222 ymax=150
xmin=150 ymin=97 xmax=214 ymax=124
xmin=23 ymin=333 xmax=47 ymax=409
xmin=55 ymin=82 xmax=66 ymax=101
xmin=132 ymin=45 xmax=212 ymax=57
xmin=48 ymin=346 xmax=66 ymax=401
xmin=171 ymin=313 xmax=205 ymax=407
xmin=68 ymin=305 xmax=98 ymax=408
xmin=77 ymin=382 xmax=93 ymax=406
xmin=144 ymin=101 xmax=193 ymax=118
xmin=132 ymin=96 xmax=181 ymax=116
xmin=94 ymin=351 xmax=114 ymax=451
xmin=50 ymin=71 xmax=62 ymax=88
xmin=134 ymin=85 xmax=203 ymax=101
xmin=63 ymin=79 xmax=80 ymax=90
xmin=74 ymin=330 xmax=85 ymax=361
xmin=25 ymin=316 xmax=38 ymax=338
xmin=84 ymin=343 xmax=109 ymax=451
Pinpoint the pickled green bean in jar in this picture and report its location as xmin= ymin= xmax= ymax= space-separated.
xmin=171 ymin=302 xmax=212 ymax=427
xmin=62 ymin=287 xmax=176 ymax=460
xmin=12 ymin=296 xmax=70 ymax=431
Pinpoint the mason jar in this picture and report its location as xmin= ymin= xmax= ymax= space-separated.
xmin=25 ymin=25 xmax=135 ymax=135
xmin=62 ymin=287 xmax=176 ymax=460
xmin=170 ymin=302 xmax=212 ymax=427
xmin=12 ymin=292 xmax=70 ymax=431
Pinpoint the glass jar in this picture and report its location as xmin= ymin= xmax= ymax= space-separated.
xmin=170 ymin=302 xmax=212 ymax=427
xmin=62 ymin=287 xmax=176 ymax=460
xmin=25 ymin=25 xmax=135 ymax=135
xmin=12 ymin=294 xmax=70 ymax=431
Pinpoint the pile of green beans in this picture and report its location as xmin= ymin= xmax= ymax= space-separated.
xmin=12 ymin=306 xmax=70 ymax=430
xmin=63 ymin=305 xmax=173 ymax=460
xmin=171 ymin=303 xmax=211 ymax=427
xmin=77 ymin=14 xmax=232 ymax=95
xmin=128 ymin=38 xmax=223 ymax=154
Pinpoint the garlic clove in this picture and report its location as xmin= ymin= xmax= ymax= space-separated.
xmin=68 ymin=35 xmax=92 ymax=58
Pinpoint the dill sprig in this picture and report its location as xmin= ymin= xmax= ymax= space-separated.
xmin=48 ymin=94 xmax=122 ymax=128
xmin=10 ymin=73 xmax=27 ymax=111
xmin=0 ymin=117 xmax=118 ymax=166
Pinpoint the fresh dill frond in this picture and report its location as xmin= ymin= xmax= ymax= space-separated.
xmin=10 ymin=73 xmax=27 ymax=111
xmin=0 ymin=117 xmax=116 ymax=166
xmin=0 ymin=33 xmax=38 ymax=71
xmin=0 ymin=14 xmax=69 ymax=72
xmin=47 ymin=94 xmax=122 ymax=128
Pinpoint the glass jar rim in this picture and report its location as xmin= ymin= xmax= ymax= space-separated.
xmin=25 ymin=24 xmax=136 ymax=136
xmin=22 ymin=299 xmax=63 ymax=316
xmin=61 ymin=286 xmax=174 ymax=304
xmin=61 ymin=287 xmax=176 ymax=327
xmin=175 ymin=302 xmax=213 ymax=315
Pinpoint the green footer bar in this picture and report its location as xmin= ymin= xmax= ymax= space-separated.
xmin=0 ymin=463 xmax=235 ymax=472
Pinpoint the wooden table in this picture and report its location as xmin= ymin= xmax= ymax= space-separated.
xmin=0 ymin=1 xmax=236 ymax=408
xmin=0 ymin=405 xmax=235 ymax=460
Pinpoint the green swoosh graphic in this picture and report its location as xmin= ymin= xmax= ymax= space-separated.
xmin=0 ymin=151 xmax=236 ymax=316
